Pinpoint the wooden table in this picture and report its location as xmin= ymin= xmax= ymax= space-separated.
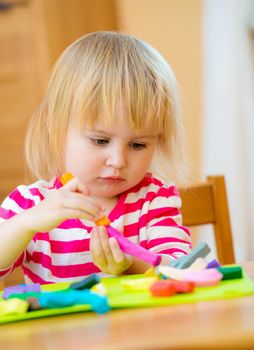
xmin=0 ymin=262 xmax=254 ymax=350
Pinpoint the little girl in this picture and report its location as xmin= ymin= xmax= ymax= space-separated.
xmin=0 ymin=31 xmax=191 ymax=284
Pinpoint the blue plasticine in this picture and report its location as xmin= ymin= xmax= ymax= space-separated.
xmin=38 ymin=289 xmax=110 ymax=314
xmin=169 ymin=241 xmax=211 ymax=269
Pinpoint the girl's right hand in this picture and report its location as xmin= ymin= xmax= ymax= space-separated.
xmin=23 ymin=176 xmax=104 ymax=234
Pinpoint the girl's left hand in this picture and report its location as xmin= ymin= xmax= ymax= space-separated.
xmin=90 ymin=226 xmax=133 ymax=275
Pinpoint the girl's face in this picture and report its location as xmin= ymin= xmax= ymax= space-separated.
xmin=64 ymin=111 xmax=157 ymax=201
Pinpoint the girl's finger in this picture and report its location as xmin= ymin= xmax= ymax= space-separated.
xmin=90 ymin=227 xmax=107 ymax=266
xmin=61 ymin=176 xmax=90 ymax=195
xmin=98 ymin=226 xmax=115 ymax=266
xmin=60 ymin=194 xmax=103 ymax=220
xmin=108 ymin=237 xmax=126 ymax=263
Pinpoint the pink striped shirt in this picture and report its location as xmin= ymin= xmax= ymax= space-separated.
xmin=0 ymin=173 xmax=191 ymax=284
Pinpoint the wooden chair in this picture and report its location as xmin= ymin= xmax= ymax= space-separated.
xmin=179 ymin=175 xmax=235 ymax=264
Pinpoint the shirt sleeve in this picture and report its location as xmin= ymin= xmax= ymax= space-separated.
xmin=140 ymin=184 xmax=192 ymax=261
xmin=0 ymin=185 xmax=36 ymax=278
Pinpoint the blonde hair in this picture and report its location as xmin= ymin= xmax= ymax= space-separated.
xmin=25 ymin=31 xmax=187 ymax=184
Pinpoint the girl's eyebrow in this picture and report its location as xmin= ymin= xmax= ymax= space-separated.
xmin=86 ymin=129 xmax=157 ymax=139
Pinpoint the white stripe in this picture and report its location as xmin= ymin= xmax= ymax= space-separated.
xmin=49 ymin=227 xmax=90 ymax=241
xmin=28 ymin=240 xmax=92 ymax=266
xmin=1 ymin=196 xmax=25 ymax=213
xmin=149 ymin=195 xmax=181 ymax=209
xmin=125 ymin=183 xmax=160 ymax=203
xmin=23 ymin=261 xmax=113 ymax=283
xmin=147 ymin=226 xmax=190 ymax=241
xmin=148 ymin=214 xmax=183 ymax=227
xmin=149 ymin=241 xmax=191 ymax=254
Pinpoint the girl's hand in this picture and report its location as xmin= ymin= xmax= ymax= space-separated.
xmin=23 ymin=176 xmax=104 ymax=234
xmin=90 ymin=226 xmax=133 ymax=275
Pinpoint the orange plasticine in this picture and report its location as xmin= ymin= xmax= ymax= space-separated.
xmin=60 ymin=172 xmax=74 ymax=185
xmin=96 ymin=216 xmax=111 ymax=227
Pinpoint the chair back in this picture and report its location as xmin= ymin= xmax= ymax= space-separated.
xmin=179 ymin=175 xmax=235 ymax=264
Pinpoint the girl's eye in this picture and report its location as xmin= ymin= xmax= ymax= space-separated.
xmin=91 ymin=138 xmax=109 ymax=145
xmin=130 ymin=142 xmax=147 ymax=150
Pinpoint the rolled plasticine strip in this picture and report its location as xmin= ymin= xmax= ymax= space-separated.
xmin=169 ymin=241 xmax=211 ymax=269
xmin=70 ymin=274 xmax=101 ymax=290
xmin=150 ymin=280 xmax=176 ymax=297
xmin=182 ymin=268 xmax=223 ymax=287
xmin=2 ymin=283 xmax=41 ymax=299
xmin=217 ymin=266 xmax=243 ymax=280
xmin=106 ymin=225 xmax=161 ymax=266
xmin=158 ymin=258 xmax=207 ymax=280
xmin=60 ymin=172 xmax=161 ymax=267
xmin=207 ymin=259 xmax=222 ymax=269
xmin=38 ymin=289 xmax=110 ymax=314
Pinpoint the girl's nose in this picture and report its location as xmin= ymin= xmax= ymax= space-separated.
xmin=105 ymin=147 xmax=126 ymax=169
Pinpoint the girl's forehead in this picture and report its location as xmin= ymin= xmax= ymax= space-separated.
xmin=88 ymin=118 xmax=157 ymax=137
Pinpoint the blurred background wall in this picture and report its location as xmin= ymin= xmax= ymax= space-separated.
xmin=0 ymin=0 xmax=253 ymax=262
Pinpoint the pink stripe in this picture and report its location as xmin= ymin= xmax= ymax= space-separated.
xmin=151 ymin=218 xmax=190 ymax=235
xmin=158 ymin=248 xmax=188 ymax=255
xmin=33 ymin=232 xmax=50 ymax=241
xmin=57 ymin=219 xmax=92 ymax=230
xmin=29 ymin=188 xmax=45 ymax=200
xmin=0 ymin=207 xmax=16 ymax=219
xmin=146 ymin=237 xmax=191 ymax=250
xmin=9 ymin=189 xmax=35 ymax=209
xmin=27 ymin=251 xmax=100 ymax=278
xmin=22 ymin=266 xmax=50 ymax=284
xmin=123 ymin=222 xmax=139 ymax=237
xmin=48 ymin=239 xmax=90 ymax=253
xmin=13 ymin=252 xmax=25 ymax=268
xmin=0 ymin=266 xmax=12 ymax=277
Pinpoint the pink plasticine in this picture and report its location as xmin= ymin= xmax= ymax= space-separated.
xmin=107 ymin=226 xmax=161 ymax=267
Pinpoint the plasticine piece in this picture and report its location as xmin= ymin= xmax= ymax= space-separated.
xmin=182 ymin=268 xmax=223 ymax=287
xmin=207 ymin=259 xmax=222 ymax=269
xmin=70 ymin=274 xmax=100 ymax=290
xmin=150 ymin=281 xmax=176 ymax=297
xmin=7 ymin=292 xmax=41 ymax=301
xmin=91 ymin=283 xmax=107 ymax=296
xmin=170 ymin=241 xmax=211 ymax=269
xmin=0 ymin=298 xmax=29 ymax=316
xmin=60 ymin=172 xmax=74 ymax=185
xmin=170 ymin=280 xmax=195 ymax=293
xmin=144 ymin=267 xmax=158 ymax=277
xmin=217 ymin=265 xmax=243 ymax=280
xmin=106 ymin=225 xmax=161 ymax=267
xmin=188 ymin=257 xmax=208 ymax=271
xmin=158 ymin=258 xmax=207 ymax=281
xmin=96 ymin=215 xmax=111 ymax=226
xmin=121 ymin=277 xmax=158 ymax=292
xmin=2 ymin=283 xmax=41 ymax=299
xmin=38 ymin=289 xmax=110 ymax=314
xmin=158 ymin=265 xmax=185 ymax=280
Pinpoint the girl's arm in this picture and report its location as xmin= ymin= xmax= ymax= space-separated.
xmin=0 ymin=177 xmax=104 ymax=271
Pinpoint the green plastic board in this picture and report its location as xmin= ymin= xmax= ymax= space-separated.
xmin=1 ymin=267 xmax=254 ymax=325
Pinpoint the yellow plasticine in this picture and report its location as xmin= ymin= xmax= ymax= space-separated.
xmin=144 ymin=267 xmax=158 ymax=277
xmin=96 ymin=215 xmax=111 ymax=227
xmin=0 ymin=298 xmax=29 ymax=316
xmin=91 ymin=283 xmax=107 ymax=296
xmin=121 ymin=277 xmax=158 ymax=292
xmin=60 ymin=172 xmax=74 ymax=185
